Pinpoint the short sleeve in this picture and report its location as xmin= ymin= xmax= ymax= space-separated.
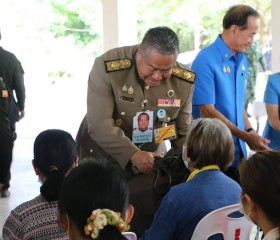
xmin=264 ymin=75 xmax=280 ymax=105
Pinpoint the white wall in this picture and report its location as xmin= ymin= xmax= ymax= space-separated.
xmin=102 ymin=0 xmax=138 ymax=52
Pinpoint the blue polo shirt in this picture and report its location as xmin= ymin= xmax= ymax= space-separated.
xmin=192 ymin=35 xmax=248 ymax=167
xmin=263 ymin=73 xmax=280 ymax=150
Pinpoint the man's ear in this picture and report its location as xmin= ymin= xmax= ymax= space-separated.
xmin=230 ymin=24 xmax=239 ymax=34
xmin=58 ymin=210 xmax=68 ymax=231
xmin=125 ymin=204 xmax=134 ymax=224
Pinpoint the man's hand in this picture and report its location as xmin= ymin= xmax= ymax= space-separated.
xmin=245 ymin=130 xmax=270 ymax=151
xmin=130 ymin=151 xmax=155 ymax=174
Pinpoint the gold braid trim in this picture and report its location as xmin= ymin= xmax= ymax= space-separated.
xmin=105 ymin=59 xmax=133 ymax=72
xmin=172 ymin=67 xmax=196 ymax=83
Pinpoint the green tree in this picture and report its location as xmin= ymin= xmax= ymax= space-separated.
xmin=48 ymin=0 xmax=100 ymax=47
xmin=136 ymin=0 xmax=271 ymax=51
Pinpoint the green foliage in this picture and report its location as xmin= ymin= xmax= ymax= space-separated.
xmin=50 ymin=2 xmax=96 ymax=46
xmin=199 ymin=9 xmax=224 ymax=48
xmin=137 ymin=0 xmax=271 ymax=51
xmin=38 ymin=0 xmax=102 ymax=49
xmin=136 ymin=0 xmax=196 ymax=52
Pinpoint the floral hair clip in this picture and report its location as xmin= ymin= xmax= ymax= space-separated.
xmin=84 ymin=209 xmax=130 ymax=239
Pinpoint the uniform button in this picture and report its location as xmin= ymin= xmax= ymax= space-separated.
xmin=145 ymin=85 xmax=149 ymax=90
xmin=90 ymin=149 xmax=93 ymax=153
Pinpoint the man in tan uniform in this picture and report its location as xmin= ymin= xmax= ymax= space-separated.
xmin=77 ymin=26 xmax=195 ymax=176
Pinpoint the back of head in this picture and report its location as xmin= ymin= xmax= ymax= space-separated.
xmin=58 ymin=157 xmax=129 ymax=240
xmin=187 ymin=118 xmax=234 ymax=170
xmin=33 ymin=129 xmax=76 ymax=201
xmin=223 ymin=4 xmax=259 ymax=30
xmin=239 ymin=151 xmax=280 ymax=226
xmin=140 ymin=26 xmax=179 ymax=57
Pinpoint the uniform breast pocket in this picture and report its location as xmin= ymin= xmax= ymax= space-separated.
xmin=165 ymin=108 xmax=180 ymax=121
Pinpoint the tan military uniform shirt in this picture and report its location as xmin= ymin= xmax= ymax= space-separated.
xmin=87 ymin=45 xmax=195 ymax=169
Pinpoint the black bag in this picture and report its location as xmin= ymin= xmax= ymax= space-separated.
xmin=128 ymin=148 xmax=189 ymax=236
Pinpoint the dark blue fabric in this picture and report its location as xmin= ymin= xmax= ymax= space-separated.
xmin=139 ymin=170 xmax=241 ymax=240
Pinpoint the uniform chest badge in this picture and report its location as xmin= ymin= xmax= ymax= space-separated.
xmin=2 ymin=90 xmax=8 ymax=98
xmin=122 ymin=84 xmax=128 ymax=92
xmin=128 ymin=86 xmax=134 ymax=95
xmin=167 ymin=89 xmax=174 ymax=98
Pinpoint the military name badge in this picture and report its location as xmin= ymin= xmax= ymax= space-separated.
xmin=132 ymin=111 xmax=153 ymax=144
xmin=158 ymin=99 xmax=181 ymax=107
xmin=154 ymin=124 xmax=177 ymax=143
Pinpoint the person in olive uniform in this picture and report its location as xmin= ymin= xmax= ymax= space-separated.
xmin=77 ymin=26 xmax=195 ymax=175
xmin=77 ymin=26 xmax=195 ymax=237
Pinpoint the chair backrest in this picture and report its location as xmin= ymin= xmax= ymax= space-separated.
xmin=191 ymin=204 xmax=254 ymax=240
xmin=122 ymin=231 xmax=137 ymax=240
xmin=252 ymin=101 xmax=266 ymax=119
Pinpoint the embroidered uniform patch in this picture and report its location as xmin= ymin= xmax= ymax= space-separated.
xmin=105 ymin=58 xmax=133 ymax=72
xmin=172 ymin=67 xmax=196 ymax=83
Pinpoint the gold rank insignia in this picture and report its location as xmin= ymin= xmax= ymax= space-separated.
xmin=172 ymin=67 xmax=196 ymax=84
xmin=105 ymin=58 xmax=133 ymax=72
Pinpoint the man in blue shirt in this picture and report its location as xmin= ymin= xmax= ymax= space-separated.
xmin=192 ymin=4 xmax=270 ymax=183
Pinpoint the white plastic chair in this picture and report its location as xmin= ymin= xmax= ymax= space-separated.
xmin=191 ymin=204 xmax=254 ymax=240
xmin=122 ymin=231 xmax=137 ymax=240
xmin=251 ymin=101 xmax=267 ymax=134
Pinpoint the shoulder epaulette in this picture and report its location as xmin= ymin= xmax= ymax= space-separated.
xmin=172 ymin=67 xmax=195 ymax=84
xmin=104 ymin=58 xmax=133 ymax=73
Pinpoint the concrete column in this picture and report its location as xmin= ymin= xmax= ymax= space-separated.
xmin=102 ymin=0 xmax=138 ymax=52
xmin=272 ymin=0 xmax=280 ymax=73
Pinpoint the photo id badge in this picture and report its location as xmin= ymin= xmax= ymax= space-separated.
xmin=132 ymin=111 xmax=154 ymax=144
xmin=154 ymin=124 xmax=177 ymax=143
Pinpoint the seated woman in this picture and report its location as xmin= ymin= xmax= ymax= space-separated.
xmin=140 ymin=118 xmax=241 ymax=240
xmin=263 ymin=72 xmax=280 ymax=150
xmin=58 ymin=157 xmax=135 ymax=240
xmin=2 ymin=129 xmax=78 ymax=239
xmin=239 ymin=151 xmax=280 ymax=240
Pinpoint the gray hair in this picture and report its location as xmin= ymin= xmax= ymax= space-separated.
xmin=187 ymin=118 xmax=234 ymax=171
xmin=140 ymin=26 xmax=179 ymax=57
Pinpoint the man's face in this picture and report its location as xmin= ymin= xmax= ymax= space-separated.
xmin=136 ymin=48 xmax=177 ymax=87
xmin=138 ymin=114 xmax=149 ymax=132
xmin=232 ymin=15 xmax=260 ymax=54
